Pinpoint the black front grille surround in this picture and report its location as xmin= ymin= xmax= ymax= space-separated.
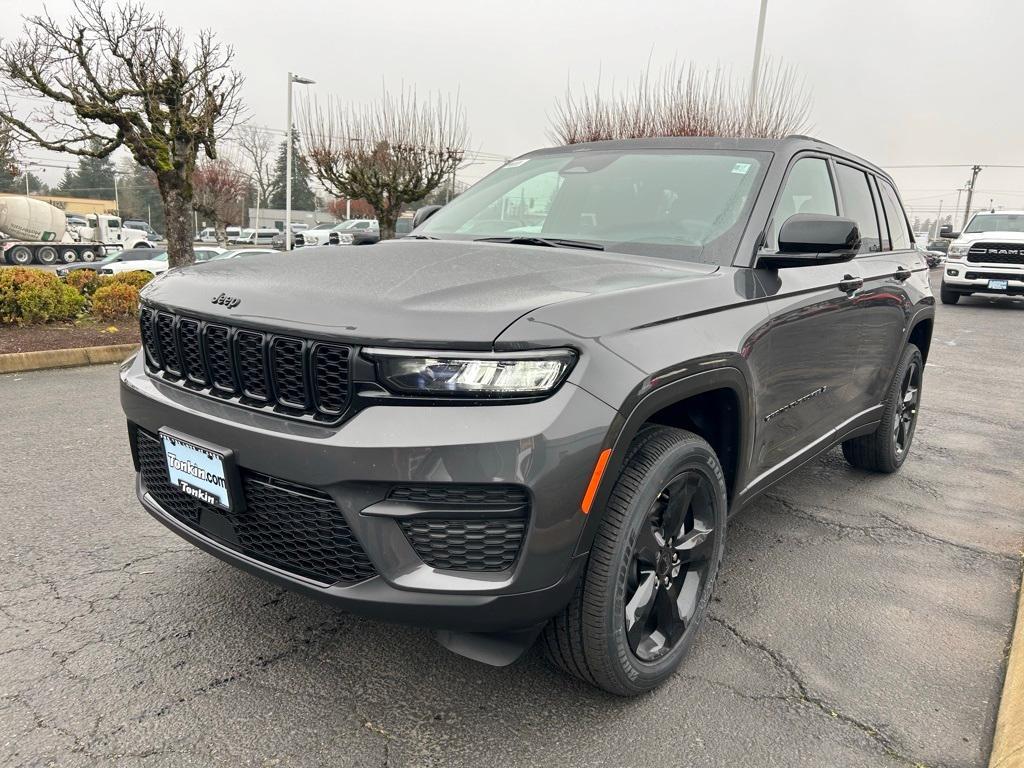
xmin=136 ymin=429 xmax=376 ymax=585
xmin=140 ymin=306 xmax=352 ymax=422
xmin=967 ymin=243 xmax=1024 ymax=265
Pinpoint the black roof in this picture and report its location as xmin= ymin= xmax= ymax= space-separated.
xmin=523 ymin=135 xmax=889 ymax=181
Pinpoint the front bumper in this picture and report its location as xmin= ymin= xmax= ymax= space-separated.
xmin=119 ymin=352 xmax=614 ymax=632
xmin=942 ymin=263 xmax=1024 ymax=295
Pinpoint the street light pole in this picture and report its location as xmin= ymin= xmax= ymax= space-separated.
xmin=285 ymin=72 xmax=315 ymax=251
xmin=747 ymin=0 xmax=769 ymax=126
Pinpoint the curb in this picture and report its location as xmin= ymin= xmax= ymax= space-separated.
xmin=0 ymin=343 xmax=139 ymax=374
xmin=991 ymin=564 xmax=1024 ymax=768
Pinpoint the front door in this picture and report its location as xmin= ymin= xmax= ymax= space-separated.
xmin=748 ymin=155 xmax=864 ymax=480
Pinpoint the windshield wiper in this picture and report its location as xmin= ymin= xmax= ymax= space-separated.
xmin=474 ymin=235 xmax=604 ymax=251
xmin=405 ymin=233 xmax=439 ymax=240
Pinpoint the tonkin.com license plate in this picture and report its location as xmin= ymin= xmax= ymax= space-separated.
xmin=161 ymin=430 xmax=233 ymax=511
xmin=988 ymin=279 xmax=1009 ymax=290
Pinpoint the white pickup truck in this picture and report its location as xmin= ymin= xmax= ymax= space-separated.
xmin=940 ymin=211 xmax=1024 ymax=304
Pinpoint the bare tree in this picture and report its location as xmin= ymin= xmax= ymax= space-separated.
xmin=550 ymin=60 xmax=810 ymax=144
xmin=234 ymin=125 xmax=275 ymax=209
xmin=0 ymin=0 xmax=243 ymax=267
xmin=193 ymin=157 xmax=248 ymax=245
xmin=299 ymin=88 xmax=467 ymax=239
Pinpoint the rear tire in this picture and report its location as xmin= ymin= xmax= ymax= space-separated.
xmin=79 ymin=249 xmax=96 ymax=263
xmin=60 ymin=248 xmax=78 ymax=264
xmin=543 ymin=427 xmax=727 ymax=695
xmin=8 ymin=246 xmax=32 ymax=266
xmin=34 ymin=246 xmax=58 ymax=265
xmin=842 ymin=344 xmax=923 ymax=473
xmin=940 ymin=285 xmax=960 ymax=305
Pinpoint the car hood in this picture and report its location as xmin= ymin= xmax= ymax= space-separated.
xmin=140 ymin=239 xmax=717 ymax=347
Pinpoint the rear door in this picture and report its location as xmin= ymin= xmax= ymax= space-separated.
xmin=835 ymin=165 xmax=916 ymax=409
xmin=751 ymin=155 xmax=865 ymax=478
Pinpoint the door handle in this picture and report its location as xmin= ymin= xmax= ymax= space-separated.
xmin=838 ymin=274 xmax=863 ymax=293
xmin=893 ymin=266 xmax=912 ymax=281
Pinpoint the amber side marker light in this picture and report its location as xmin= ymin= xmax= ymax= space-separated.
xmin=581 ymin=448 xmax=612 ymax=514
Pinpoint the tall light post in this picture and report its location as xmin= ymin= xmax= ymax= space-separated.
xmin=285 ymin=72 xmax=315 ymax=250
xmin=747 ymin=0 xmax=769 ymax=125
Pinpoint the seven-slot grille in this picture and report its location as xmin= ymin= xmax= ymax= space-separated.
xmin=136 ymin=429 xmax=376 ymax=585
xmin=139 ymin=306 xmax=351 ymax=421
xmin=967 ymin=243 xmax=1024 ymax=265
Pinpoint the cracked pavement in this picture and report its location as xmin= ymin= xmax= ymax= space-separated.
xmin=2 ymin=272 xmax=1022 ymax=767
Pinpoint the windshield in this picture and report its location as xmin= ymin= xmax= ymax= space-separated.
xmin=418 ymin=149 xmax=768 ymax=263
xmin=312 ymin=223 xmax=334 ymax=230
xmin=965 ymin=213 xmax=1024 ymax=234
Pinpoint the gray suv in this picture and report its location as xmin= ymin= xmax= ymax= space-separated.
xmin=120 ymin=136 xmax=934 ymax=695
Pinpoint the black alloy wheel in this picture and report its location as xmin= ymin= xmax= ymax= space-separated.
xmin=543 ymin=426 xmax=727 ymax=695
xmin=893 ymin=357 xmax=921 ymax=459
xmin=625 ymin=472 xmax=716 ymax=662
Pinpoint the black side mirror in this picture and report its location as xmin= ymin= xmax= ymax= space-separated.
xmin=412 ymin=205 xmax=442 ymax=229
xmin=938 ymin=224 xmax=959 ymax=239
xmin=755 ymin=213 xmax=860 ymax=269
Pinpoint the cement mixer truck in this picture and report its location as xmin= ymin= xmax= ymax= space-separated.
xmin=0 ymin=195 xmax=156 ymax=266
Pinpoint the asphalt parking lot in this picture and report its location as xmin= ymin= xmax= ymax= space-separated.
xmin=2 ymin=272 xmax=1022 ymax=768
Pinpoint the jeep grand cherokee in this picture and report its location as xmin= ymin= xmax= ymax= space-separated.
xmin=120 ymin=136 xmax=934 ymax=695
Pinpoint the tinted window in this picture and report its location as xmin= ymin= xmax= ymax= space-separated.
xmin=835 ymin=164 xmax=881 ymax=253
xmin=877 ymin=179 xmax=910 ymax=250
xmin=771 ymin=157 xmax=837 ymax=247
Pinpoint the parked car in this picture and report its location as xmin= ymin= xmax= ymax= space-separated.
xmin=99 ymin=247 xmax=224 ymax=275
xmin=56 ymin=248 xmax=161 ymax=277
xmin=926 ymin=239 xmax=949 ymax=254
xmin=294 ymin=221 xmax=345 ymax=247
xmin=230 ymin=228 xmax=279 ymax=246
xmin=208 ymin=248 xmax=279 ymax=261
xmin=123 ymin=220 xmax=164 ymax=241
xmin=915 ymin=242 xmax=945 ymax=268
xmin=333 ymin=219 xmax=380 ymax=245
xmin=121 ymin=136 xmax=933 ymax=696
xmin=197 ymin=227 xmax=241 ymax=243
xmin=940 ymin=210 xmax=1024 ymax=303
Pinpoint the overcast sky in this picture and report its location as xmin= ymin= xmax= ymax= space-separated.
xmin=4 ymin=0 xmax=1024 ymax=226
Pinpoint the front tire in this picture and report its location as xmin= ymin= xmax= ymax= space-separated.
xmin=543 ymin=427 xmax=727 ymax=695
xmin=842 ymin=344 xmax=923 ymax=473
xmin=940 ymin=285 xmax=960 ymax=305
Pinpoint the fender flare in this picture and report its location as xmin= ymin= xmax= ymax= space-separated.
xmin=572 ymin=364 xmax=755 ymax=557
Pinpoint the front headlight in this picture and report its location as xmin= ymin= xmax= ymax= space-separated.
xmin=948 ymin=244 xmax=970 ymax=258
xmin=338 ymin=233 xmax=354 ymax=244
xmin=363 ymin=348 xmax=577 ymax=397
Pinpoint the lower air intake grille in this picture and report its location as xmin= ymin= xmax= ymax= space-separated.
xmin=136 ymin=429 xmax=376 ymax=585
xmin=399 ymin=518 xmax=527 ymax=572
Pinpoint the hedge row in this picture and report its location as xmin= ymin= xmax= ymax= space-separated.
xmin=0 ymin=267 xmax=153 ymax=324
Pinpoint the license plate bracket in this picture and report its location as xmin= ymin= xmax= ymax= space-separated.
xmin=159 ymin=428 xmax=243 ymax=513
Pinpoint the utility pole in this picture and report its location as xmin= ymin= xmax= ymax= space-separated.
xmin=962 ymin=164 xmax=982 ymax=229
xmin=747 ymin=0 xmax=769 ymax=126
xmin=113 ymin=172 xmax=120 ymax=218
xmin=952 ymin=186 xmax=964 ymax=232
xmin=931 ymin=200 xmax=943 ymax=241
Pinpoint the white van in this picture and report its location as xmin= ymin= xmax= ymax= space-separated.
xmin=231 ymin=228 xmax=280 ymax=245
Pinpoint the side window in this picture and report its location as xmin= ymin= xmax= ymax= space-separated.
xmin=877 ymin=178 xmax=911 ymax=250
xmin=770 ymin=157 xmax=836 ymax=247
xmin=835 ymin=164 xmax=881 ymax=253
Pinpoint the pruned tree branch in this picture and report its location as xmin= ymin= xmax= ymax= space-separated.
xmin=299 ymin=87 xmax=467 ymax=239
xmin=550 ymin=59 xmax=811 ymax=144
